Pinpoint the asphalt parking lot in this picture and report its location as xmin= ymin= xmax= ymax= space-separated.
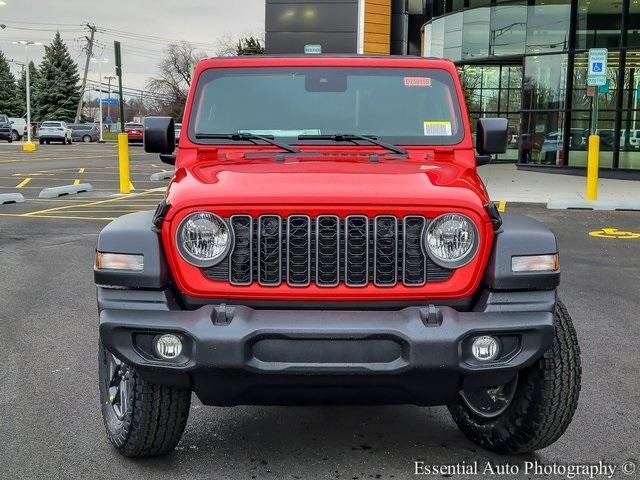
xmin=0 ymin=143 xmax=639 ymax=479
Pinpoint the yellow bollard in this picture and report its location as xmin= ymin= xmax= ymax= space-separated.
xmin=118 ymin=133 xmax=131 ymax=194
xmin=586 ymin=135 xmax=600 ymax=201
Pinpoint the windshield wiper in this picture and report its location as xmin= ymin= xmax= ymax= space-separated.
xmin=195 ymin=132 xmax=301 ymax=154
xmin=297 ymin=133 xmax=408 ymax=156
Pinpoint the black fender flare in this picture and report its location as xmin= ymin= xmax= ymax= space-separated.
xmin=484 ymin=214 xmax=560 ymax=290
xmin=94 ymin=210 xmax=169 ymax=289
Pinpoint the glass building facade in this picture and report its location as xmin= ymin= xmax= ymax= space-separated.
xmin=421 ymin=0 xmax=640 ymax=171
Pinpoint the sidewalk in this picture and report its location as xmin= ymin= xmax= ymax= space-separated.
xmin=479 ymin=164 xmax=640 ymax=204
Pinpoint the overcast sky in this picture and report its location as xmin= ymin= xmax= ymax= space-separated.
xmin=0 ymin=0 xmax=265 ymax=93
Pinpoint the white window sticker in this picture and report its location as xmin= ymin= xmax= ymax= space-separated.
xmin=423 ymin=121 xmax=452 ymax=136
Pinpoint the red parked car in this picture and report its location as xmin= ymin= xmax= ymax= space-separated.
xmin=124 ymin=123 xmax=144 ymax=143
xmin=94 ymin=56 xmax=581 ymax=458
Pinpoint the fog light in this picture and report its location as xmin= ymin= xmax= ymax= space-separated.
xmin=471 ymin=335 xmax=500 ymax=362
xmin=155 ymin=334 xmax=182 ymax=359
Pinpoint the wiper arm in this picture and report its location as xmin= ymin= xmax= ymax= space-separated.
xmin=298 ymin=133 xmax=408 ymax=156
xmin=195 ymin=132 xmax=301 ymax=154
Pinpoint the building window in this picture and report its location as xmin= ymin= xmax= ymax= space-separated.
xmin=443 ymin=12 xmax=464 ymax=61
xmin=526 ymin=0 xmax=571 ymax=54
xmin=490 ymin=2 xmax=527 ymax=57
xmin=576 ymin=0 xmax=623 ymax=50
xmin=523 ymin=53 xmax=569 ymax=110
xmin=463 ymin=7 xmax=491 ymax=59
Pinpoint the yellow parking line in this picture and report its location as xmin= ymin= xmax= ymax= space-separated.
xmin=15 ymin=178 xmax=32 ymax=188
xmin=497 ymin=200 xmax=507 ymax=213
xmin=78 ymin=168 xmax=85 ymax=173
xmin=129 ymin=181 xmax=135 ymax=191
xmin=23 ymin=188 xmax=161 ymax=216
xmin=73 ymin=179 xmax=81 ymax=185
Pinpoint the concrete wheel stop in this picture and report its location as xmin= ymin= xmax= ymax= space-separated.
xmin=150 ymin=171 xmax=173 ymax=181
xmin=547 ymin=198 xmax=640 ymax=211
xmin=38 ymin=183 xmax=94 ymax=199
xmin=0 ymin=193 xmax=26 ymax=205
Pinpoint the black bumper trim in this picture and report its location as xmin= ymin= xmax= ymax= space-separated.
xmin=99 ymin=301 xmax=554 ymax=406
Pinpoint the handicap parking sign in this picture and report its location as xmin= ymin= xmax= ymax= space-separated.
xmin=592 ymin=62 xmax=603 ymax=73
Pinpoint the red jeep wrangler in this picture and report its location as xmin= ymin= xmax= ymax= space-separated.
xmin=94 ymin=56 xmax=581 ymax=457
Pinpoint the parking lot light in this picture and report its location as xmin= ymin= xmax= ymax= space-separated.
xmin=91 ymin=58 xmax=109 ymax=143
xmin=13 ymin=40 xmax=42 ymax=152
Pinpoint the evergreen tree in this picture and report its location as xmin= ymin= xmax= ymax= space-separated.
xmin=0 ymin=50 xmax=22 ymax=116
xmin=16 ymin=61 xmax=39 ymax=118
xmin=33 ymin=32 xmax=81 ymax=122
xmin=236 ymin=37 xmax=265 ymax=56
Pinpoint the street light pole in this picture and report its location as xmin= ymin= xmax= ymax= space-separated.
xmin=105 ymin=75 xmax=116 ymax=120
xmin=91 ymin=58 xmax=109 ymax=143
xmin=13 ymin=40 xmax=42 ymax=152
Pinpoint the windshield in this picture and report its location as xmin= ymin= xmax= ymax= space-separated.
xmin=42 ymin=122 xmax=62 ymax=127
xmin=189 ymin=67 xmax=464 ymax=146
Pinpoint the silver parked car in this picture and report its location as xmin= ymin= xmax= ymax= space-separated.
xmin=69 ymin=124 xmax=100 ymax=143
xmin=38 ymin=121 xmax=73 ymax=145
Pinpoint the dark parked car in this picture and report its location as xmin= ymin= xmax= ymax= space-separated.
xmin=69 ymin=124 xmax=100 ymax=143
xmin=0 ymin=114 xmax=13 ymax=143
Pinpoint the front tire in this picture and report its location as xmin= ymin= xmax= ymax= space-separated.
xmin=98 ymin=342 xmax=191 ymax=457
xmin=448 ymin=300 xmax=581 ymax=453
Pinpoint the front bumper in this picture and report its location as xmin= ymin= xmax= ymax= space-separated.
xmin=99 ymin=289 xmax=555 ymax=406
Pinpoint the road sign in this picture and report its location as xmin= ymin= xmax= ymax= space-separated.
xmin=587 ymin=75 xmax=607 ymax=87
xmin=587 ymin=48 xmax=608 ymax=86
xmin=100 ymin=98 xmax=118 ymax=105
xmin=304 ymin=44 xmax=322 ymax=54
xmin=598 ymin=79 xmax=610 ymax=94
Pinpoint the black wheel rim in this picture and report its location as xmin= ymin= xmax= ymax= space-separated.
xmin=105 ymin=352 xmax=130 ymax=420
xmin=459 ymin=373 xmax=518 ymax=419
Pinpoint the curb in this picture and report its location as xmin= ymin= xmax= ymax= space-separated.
xmin=0 ymin=193 xmax=25 ymax=205
xmin=150 ymin=171 xmax=173 ymax=181
xmin=38 ymin=183 xmax=94 ymax=199
xmin=547 ymin=199 xmax=640 ymax=211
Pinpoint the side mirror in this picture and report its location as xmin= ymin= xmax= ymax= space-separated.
xmin=476 ymin=118 xmax=508 ymax=164
xmin=144 ymin=116 xmax=175 ymax=154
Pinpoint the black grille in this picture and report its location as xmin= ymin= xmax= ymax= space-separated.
xmin=258 ymin=215 xmax=281 ymax=285
xmin=374 ymin=216 xmax=398 ymax=286
xmin=316 ymin=215 xmax=340 ymax=286
xmin=203 ymin=214 xmax=453 ymax=287
xmin=345 ymin=216 xmax=369 ymax=286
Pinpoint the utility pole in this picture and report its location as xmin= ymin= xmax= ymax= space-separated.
xmin=75 ymin=23 xmax=97 ymax=123
xmin=105 ymin=75 xmax=116 ymax=119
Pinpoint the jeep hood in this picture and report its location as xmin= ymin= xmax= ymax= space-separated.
xmin=165 ymin=155 xmax=490 ymax=214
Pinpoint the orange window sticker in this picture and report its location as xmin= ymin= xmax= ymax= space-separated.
xmin=404 ymin=77 xmax=431 ymax=87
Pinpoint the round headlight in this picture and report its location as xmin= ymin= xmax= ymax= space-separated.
xmin=176 ymin=212 xmax=232 ymax=267
xmin=425 ymin=213 xmax=479 ymax=268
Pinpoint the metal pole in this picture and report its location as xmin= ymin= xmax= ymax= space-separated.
xmin=76 ymin=24 xmax=96 ymax=123
xmin=586 ymin=92 xmax=600 ymax=200
xmin=97 ymin=60 xmax=104 ymax=143
xmin=25 ymin=44 xmax=32 ymax=144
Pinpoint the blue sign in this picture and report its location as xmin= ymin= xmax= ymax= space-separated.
xmin=592 ymin=62 xmax=603 ymax=73
xmin=104 ymin=115 xmax=113 ymax=125
xmin=100 ymin=98 xmax=118 ymax=105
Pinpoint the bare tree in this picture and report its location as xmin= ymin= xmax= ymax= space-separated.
xmin=147 ymin=41 xmax=206 ymax=119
